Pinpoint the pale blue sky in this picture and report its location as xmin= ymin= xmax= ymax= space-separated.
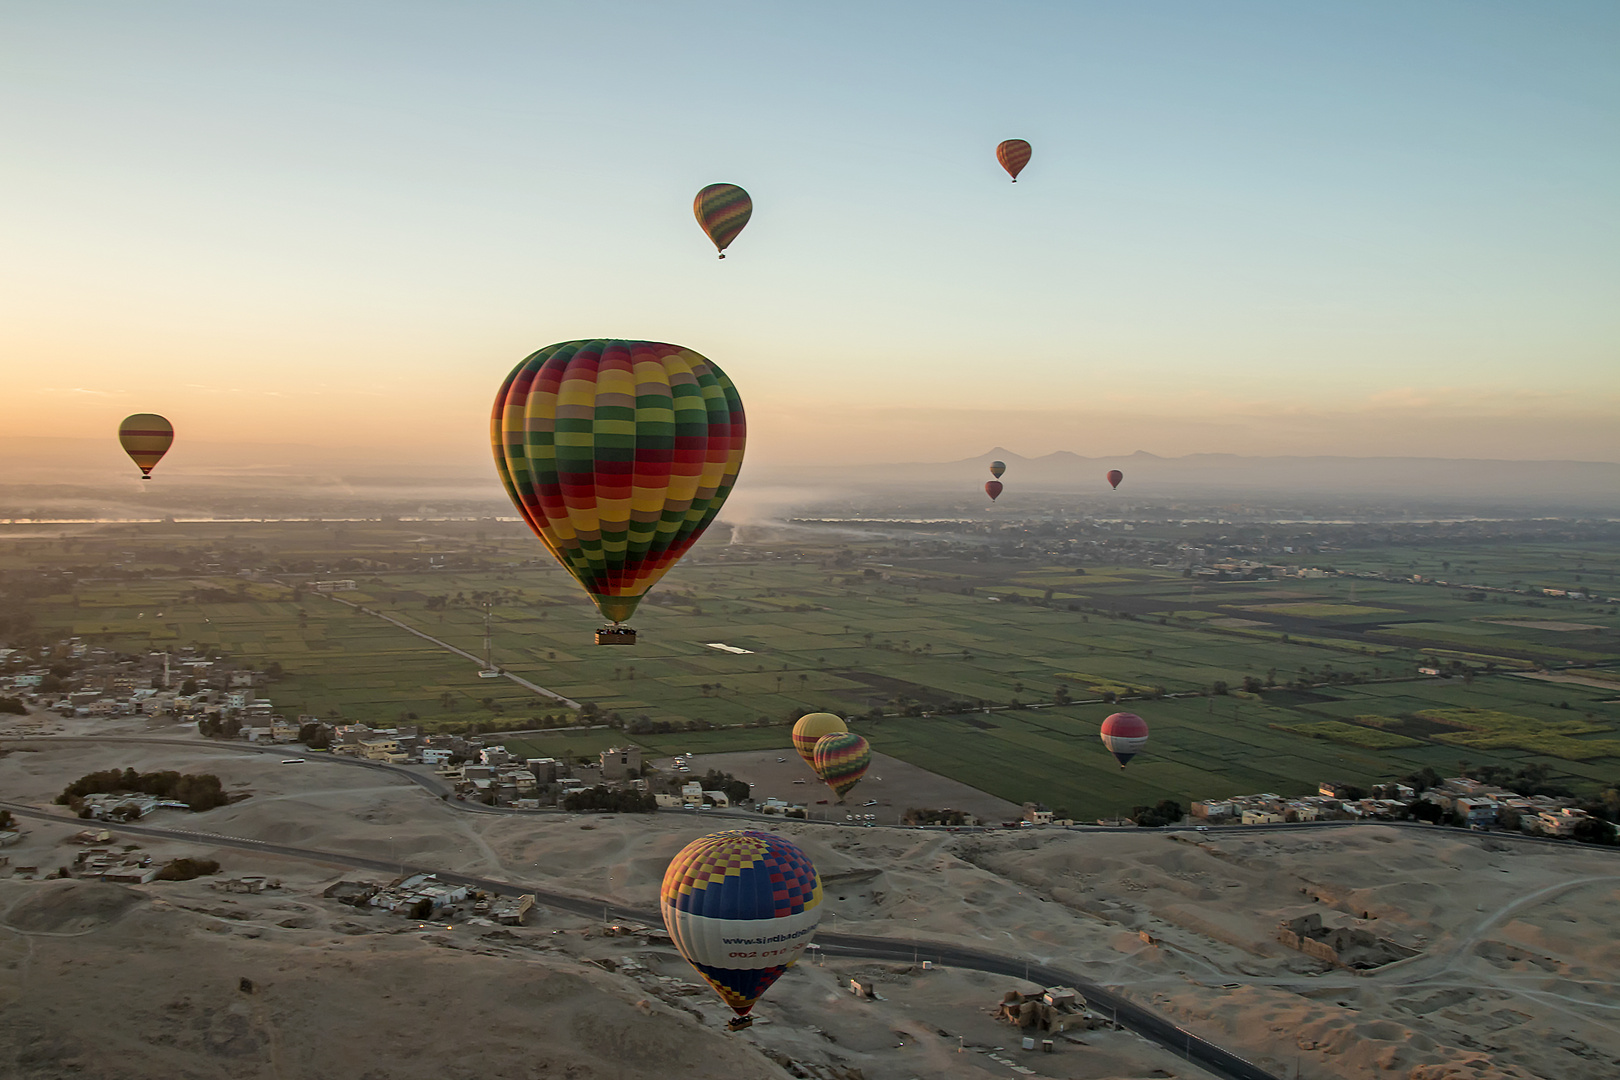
xmin=3 ymin=1 xmax=1617 ymax=464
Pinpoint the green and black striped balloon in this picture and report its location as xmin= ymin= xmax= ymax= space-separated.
xmin=693 ymin=183 xmax=752 ymax=258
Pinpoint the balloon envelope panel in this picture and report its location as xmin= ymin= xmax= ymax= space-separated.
xmin=491 ymin=340 xmax=746 ymax=625
xmin=118 ymin=414 xmax=174 ymax=477
xmin=1100 ymin=711 xmax=1149 ymax=766
xmin=661 ymin=831 xmax=822 ymax=1016
xmin=792 ymin=712 xmax=846 ymax=768
xmin=812 ymin=732 xmax=870 ymax=800
xmin=694 ymin=183 xmax=753 ymax=255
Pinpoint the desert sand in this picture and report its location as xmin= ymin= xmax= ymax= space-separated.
xmin=4 ymin=735 xmax=1617 ymax=1080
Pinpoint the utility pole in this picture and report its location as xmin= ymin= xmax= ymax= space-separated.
xmin=483 ymin=604 xmax=494 ymax=672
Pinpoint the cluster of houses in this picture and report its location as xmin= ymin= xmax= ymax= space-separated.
xmin=1180 ymin=559 xmax=1617 ymax=604
xmin=1193 ymin=777 xmax=1613 ymax=838
xmin=323 ymin=873 xmax=535 ymax=924
xmin=2 ymin=639 xmax=268 ymax=722
xmin=74 ymin=793 xmax=194 ymax=822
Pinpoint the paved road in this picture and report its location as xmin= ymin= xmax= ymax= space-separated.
xmin=0 ymin=801 xmax=1273 ymax=1080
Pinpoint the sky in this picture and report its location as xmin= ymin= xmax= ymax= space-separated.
xmin=3 ymin=1 xmax=1617 ymax=472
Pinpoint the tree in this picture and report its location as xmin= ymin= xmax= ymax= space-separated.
xmin=154 ymin=857 xmax=220 ymax=881
xmin=1132 ymin=800 xmax=1183 ymax=828
xmin=179 ymin=678 xmax=198 ymax=696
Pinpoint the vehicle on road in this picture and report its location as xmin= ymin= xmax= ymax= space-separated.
xmin=280 ymin=758 xmax=305 ymax=764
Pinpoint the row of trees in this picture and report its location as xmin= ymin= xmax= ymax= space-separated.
xmin=55 ymin=768 xmax=230 ymax=812
xmin=561 ymin=786 xmax=657 ymax=813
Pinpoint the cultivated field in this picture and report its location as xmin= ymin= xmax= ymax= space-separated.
xmin=6 ymin=519 xmax=1618 ymax=820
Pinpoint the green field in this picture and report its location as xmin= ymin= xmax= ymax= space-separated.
xmin=6 ymin=518 xmax=1618 ymax=820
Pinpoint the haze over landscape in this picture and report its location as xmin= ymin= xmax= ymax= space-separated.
xmin=2 ymin=4 xmax=1618 ymax=1080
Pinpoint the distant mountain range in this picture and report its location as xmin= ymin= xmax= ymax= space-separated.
xmin=750 ymin=447 xmax=1620 ymax=511
xmin=1 ymin=437 xmax=1614 ymax=515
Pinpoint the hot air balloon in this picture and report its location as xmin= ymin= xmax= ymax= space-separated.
xmin=661 ymin=830 xmax=822 ymax=1030
xmin=694 ymin=183 xmax=753 ymax=259
xmin=118 ymin=414 xmax=174 ymax=480
xmin=792 ymin=712 xmax=847 ymax=769
xmin=1106 ymin=470 xmax=1123 ymax=490
xmin=491 ymin=340 xmax=745 ymax=645
xmin=1100 ymin=712 xmax=1149 ymax=768
xmin=985 ymin=480 xmax=1003 ymax=501
xmin=989 ymin=460 xmax=1006 ymax=479
xmin=812 ymin=731 xmax=870 ymax=801
xmin=996 ymin=139 xmax=1032 ymax=182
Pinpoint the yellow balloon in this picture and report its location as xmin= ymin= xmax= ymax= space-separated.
xmin=791 ymin=712 xmax=846 ymax=769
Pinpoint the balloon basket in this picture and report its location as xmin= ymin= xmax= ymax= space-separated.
xmin=595 ymin=626 xmax=637 ymax=646
xmin=726 ymin=1015 xmax=754 ymax=1032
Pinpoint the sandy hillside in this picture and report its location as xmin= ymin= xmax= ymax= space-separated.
xmin=4 ymin=736 xmax=1618 ymax=1079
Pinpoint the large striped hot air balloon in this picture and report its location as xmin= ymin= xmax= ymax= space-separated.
xmin=693 ymin=183 xmax=753 ymax=259
xmin=996 ymin=139 xmax=1032 ymax=182
xmin=491 ymin=340 xmax=745 ymax=643
xmin=989 ymin=460 xmax=1006 ymax=479
xmin=792 ymin=712 xmax=846 ymax=769
xmin=118 ymin=414 xmax=174 ymax=480
xmin=661 ymin=830 xmax=822 ymax=1029
xmin=1100 ymin=712 xmax=1149 ymax=768
xmin=812 ymin=731 xmax=870 ymax=801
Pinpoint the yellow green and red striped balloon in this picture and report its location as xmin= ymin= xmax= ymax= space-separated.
xmin=791 ymin=712 xmax=846 ymax=769
xmin=491 ymin=340 xmax=746 ymax=627
xmin=693 ymin=183 xmax=752 ymax=258
xmin=117 ymin=413 xmax=174 ymax=479
xmin=812 ymin=731 xmax=870 ymax=801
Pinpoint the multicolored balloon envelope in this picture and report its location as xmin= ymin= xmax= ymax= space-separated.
xmin=118 ymin=414 xmax=174 ymax=479
xmin=694 ymin=183 xmax=753 ymax=259
xmin=812 ymin=731 xmax=870 ymax=800
xmin=989 ymin=460 xmax=1006 ymax=479
xmin=1100 ymin=711 xmax=1149 ymax=768
xmin=985 ymin=480 xmax=1003 ymax=501
xmin=792 ymin=712 xmax=846 ymax=769
xmin=996 ymin=139 xmax=1032 ymax=181
xmin=491 ymin=340 xmax=746 ymax=633
xmin=1107 ymin=469 xmax=1123 ymax=490
xmin=661 ymin=831 xmax=823 ymax=1019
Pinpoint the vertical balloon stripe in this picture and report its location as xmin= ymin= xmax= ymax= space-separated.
xmin=492 ymin=340 xmax=744 ymax=625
